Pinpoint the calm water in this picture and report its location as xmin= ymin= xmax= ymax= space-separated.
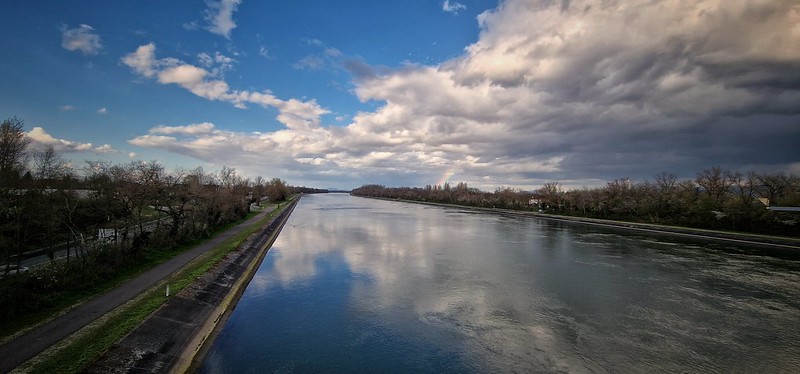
xmin=201 ymin=194 xmax=800 ymax=373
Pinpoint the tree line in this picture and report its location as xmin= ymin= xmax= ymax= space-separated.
xmin=0 ymin=117 xmax=310 ymax=322
xmin=352 ymin=168 xmax=800 ymax=237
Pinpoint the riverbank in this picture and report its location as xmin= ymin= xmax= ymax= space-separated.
xmin=359 ymin=196 xmax=800 ymax=250
xmin=83 ymin=196 xmax=299 ymax=373
xmin=5 ymin=197 xmax=299 ymax=373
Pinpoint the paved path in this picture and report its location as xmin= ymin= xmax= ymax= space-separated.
xmin=0 ymin=207 xmax=275 ymax=373
xmin=85 ymin=198 xmax=299 ymax=373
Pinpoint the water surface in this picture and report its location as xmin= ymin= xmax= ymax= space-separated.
xmin=202 ymin=194 xmax=800 ymax=373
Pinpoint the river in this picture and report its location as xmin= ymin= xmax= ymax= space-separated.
xmin=200 ymin=194 xmax=800 ymax=373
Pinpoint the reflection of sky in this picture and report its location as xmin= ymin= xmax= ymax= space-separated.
xmin=204 ymin=194 xmax=800 ymax=373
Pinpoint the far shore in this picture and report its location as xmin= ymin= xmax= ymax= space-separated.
xmin=356 ymin=195 xmax=800 ymax=250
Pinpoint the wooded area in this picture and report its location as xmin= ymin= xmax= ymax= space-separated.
xmin=352 ymin=168 xmax=800 ymax=237
xmin=0 ymin=117 xmax=306 ymax=324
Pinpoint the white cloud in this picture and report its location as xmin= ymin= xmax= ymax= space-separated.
xmin=197 ymin=51 xmax=236 ymax=76
xmin=61 ymin=24 xmax=102 ymax=55
xmin=28 ymin=127 xmax=94 ymax=153
xmin=291 ymin=41 xmax=343 ymax=71
xmin=442 ymin=1 xmax=466 ymax=14
xmin=197 ymin=53 xmax=214 ymax=67
xmin=97 ymin=107 xmax=107 ymax=114
xmin=127 ymin=0 xmax=800 ymax=189
xmin=60 ymin=105 xmax=75 ymax=111
xmin=205 ymin=0 xmax=242 ymax=39
xmin=158 ymin=64 xmax=209 ymax=86
xmin=122 ymin=43 xmax=330 ymax=128
xmin=293 ymin=55 xmax=325 ymax=70
xmin=28 ymin=127 xmax=117 ymax=155
xmin=258 ymin=46 xmax=271 ymax=59
xmin=182 ymin=21 xmax=199 ymax=31
xmin=274 ymin=98 xmax=329 ymax=131
xmin=94 ymin=144 xmax=115 ymax=154
xmin=150 ymin=122 xmax=216 ymax=135
xmin=121 ymin=43 xmax=158 ymax=78
xmin=128 ymin=152 xmax=138 ymax=159
xmin=325 ymin=48 xmax=342 ymax=57
xmin=132 ymin=121 xmax=299 ymax=156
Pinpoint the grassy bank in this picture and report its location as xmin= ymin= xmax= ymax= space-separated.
xmin=0 ymin=210 xmax=261 ymax=341
xmin=13 ymin=199 xmax=293 ymax=373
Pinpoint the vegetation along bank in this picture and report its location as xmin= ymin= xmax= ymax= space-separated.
xmin=352 ymin=171 xmax=800 ymax=245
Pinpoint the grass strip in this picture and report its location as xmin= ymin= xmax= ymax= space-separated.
xmin=15 ymin=200 xmax=290 ymax=373
xmin=0 ymin=210 xmax=263 ymax=341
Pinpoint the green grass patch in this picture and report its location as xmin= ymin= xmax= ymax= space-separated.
xmin=22 ymin=287 xmax=168 ymax=373
xmin=19 ymin=200 xmax=291 ymax=373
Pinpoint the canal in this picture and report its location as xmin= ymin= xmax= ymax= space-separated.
xmin=201 ymin=194 xmax=800 ymax=373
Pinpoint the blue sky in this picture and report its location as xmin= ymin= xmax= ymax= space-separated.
xmin=2 ymin=0 xmax=799 ymax=190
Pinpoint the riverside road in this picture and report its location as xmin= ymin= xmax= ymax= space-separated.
xmin=0 ymin=206 xmax=275 ymax=373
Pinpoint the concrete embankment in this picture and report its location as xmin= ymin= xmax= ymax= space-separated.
xmin=0 ymin=203 xmax=291 ymax=373
xmin=358 ymin=196 xmax=800 ymax=250
xmin=84 ymin=197 xmax=300 ymax=373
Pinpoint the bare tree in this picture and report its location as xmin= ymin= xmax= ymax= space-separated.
xmin=754 ymin=172 xmax=794 ymax=205
xmin=728 ymin=172 xmax=758 ymax=204
xmin=32 ymin=145 xmax=68 ymax=184
xmin=253 ymin=176 xmax=266 ymax=201
xmin=696 ymin=166 xmax=733 ymax=210
xmin=654 ymin=172 xmax=679 ymax=196
xmin=153 ymin=169 xmax=193 ymax=238
xmin=538 ymin=181 xmax=563 ymax=211
xmin=0 ymin=118 xmax=33 ymax=265
xmin=0 ymin=117 xmax=31 ymax=187
xmin=219 ymin=165 xmax=238 ymax=188
xmin=29 ymin=146 xmax=72 ymax=260
xmin=652 ymin=172 xmax=680 ymax=221
xmin=267 ymin=178 xmax=289 ymax=202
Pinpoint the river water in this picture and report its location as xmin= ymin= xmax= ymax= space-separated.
xmin=201 ymin=194 xmax=800 ymax=373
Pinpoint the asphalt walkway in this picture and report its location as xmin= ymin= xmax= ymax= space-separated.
xmin=0 ymin=206 xmax=274 ymax=373
xmin=85 ymin=198 xmax=298 ymax=373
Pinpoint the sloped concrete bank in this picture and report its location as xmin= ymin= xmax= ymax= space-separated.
xmin=84 ymin=197 xmax=300 ymax=373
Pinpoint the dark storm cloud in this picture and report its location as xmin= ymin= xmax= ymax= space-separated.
xmin=129 ymin=0 xmax=800 ymax=189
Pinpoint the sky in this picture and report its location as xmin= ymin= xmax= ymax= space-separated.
xmin=1 ymin=0 xmax=799 ymax=190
